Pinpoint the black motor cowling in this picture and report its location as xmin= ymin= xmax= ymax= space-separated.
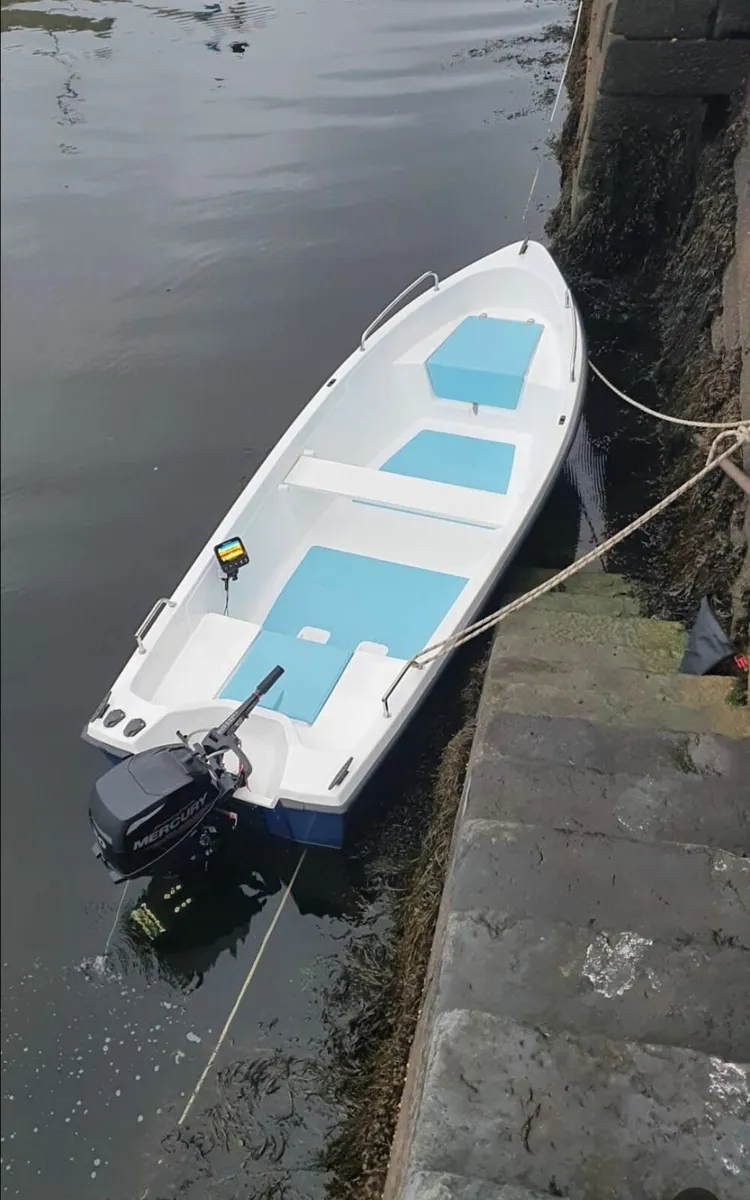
xmin=88 ymin=664 xmax=285 ymax=884
xmin=90 ymin=745 xmax=224 ymax=882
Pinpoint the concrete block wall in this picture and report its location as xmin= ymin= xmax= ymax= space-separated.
xmin=571 ymin=0 xmax=750 ymax=219
xmin=611 ymin=0 xmax=749 ymax=40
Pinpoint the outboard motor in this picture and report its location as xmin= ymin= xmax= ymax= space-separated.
xmin=89 ymin=666 xmax=284 ymax=883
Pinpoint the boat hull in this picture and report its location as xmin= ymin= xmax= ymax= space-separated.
xmin=83 ymin=240 xmax=588 ymax=848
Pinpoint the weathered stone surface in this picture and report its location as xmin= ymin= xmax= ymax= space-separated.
xmin=489 ymin=608 xmax=685 ymax=670
xmin=408 ymin=1011 xmax=750 ymax=1198
xmin=450 ymin=820 xmax=750 ymax=944
xmin=467 ymin=749 xmax=750 ymax=852
xmin=386 ymin=583 xmax=750 ymax=1197
xmin=508 ymin=568 xmax=634 ymax=597
xmin=439 ymin=912 xmax=750 ymax=1059
xmin=716 ymin=0 xmax=750 ymax=37
xmin=489 ymin=626 xmax=679 ymax=673
xmin=734 ymin=82 xmax=750 ymax=493
xmin=503 ymin=590 xmax=641 ymax=617
xmin=476 ymin=712 xmax=749 ymax=781
xmin=582 ymin=93 xmax=706 ymax=146
xmin=601 ymin=36 xmax=750 ymax=96
xmin=482 ymin=657 xmax=749 ymax=736
xmin=573 ymin=91 xmax=704 ymax=208
xmin=402 ymin=1173 xmax=550 ymax=1200
xmin=739 ymin=82 xmax=750 ymax=484
xmin=611 ymin=0 xmax=717 ymax=40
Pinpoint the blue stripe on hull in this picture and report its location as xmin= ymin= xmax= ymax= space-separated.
xmin=262 ymin=804 xmax=346 ymax=849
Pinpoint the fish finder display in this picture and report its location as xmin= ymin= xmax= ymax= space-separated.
xmin=213 ymin=536 xmax=249 ymax=577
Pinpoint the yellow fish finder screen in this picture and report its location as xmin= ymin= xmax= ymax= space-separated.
xmin=214 ymin=536 xmax=249 ymax=577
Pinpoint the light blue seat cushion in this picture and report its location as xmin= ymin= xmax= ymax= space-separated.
xmin=219 ymin=628 xmax=350 ymax=724
xmin=426 ymin=316 xmax=542 ymax=410
xmin=263 ymin=546 xmax=467 ymax=661
xmin=381 ymin=430 xmax=515 ymax=495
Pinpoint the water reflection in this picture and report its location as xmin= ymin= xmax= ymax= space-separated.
xmin=123 ymin=838 xmax=367 ymax=993
xmin=1 ymin=0 xmax=274 ymax=42
xmin=145 ymin=0 xmax=275 ymax=52
xmin=564 ymin=413 xmax=609 ymax=558
xmin=1 ymin=3 xmax=113 ymax=35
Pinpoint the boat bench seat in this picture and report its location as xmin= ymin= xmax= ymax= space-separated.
xmin=426 ymin=315 xmax=543 ymax=410
xmin=285 ymin=454 xmax=510 ymax=527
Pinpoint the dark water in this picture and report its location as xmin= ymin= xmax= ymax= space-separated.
xmin=1 ymin=1 xmax=580 ymax=1196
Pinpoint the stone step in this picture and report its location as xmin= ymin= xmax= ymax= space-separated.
xmin=467 ymin=749 xmax=750 ymax=853
xmin=407 ymin=1011 xmax=748 ymax=1199
xmin=437 ymin=912 xmax=750 ymax=1060
xmin=450 ymin=820 xmax=750 ymax=946
xmin=504 ymin=590 xmax=642 ymax=617
xmin=483 ymin=657 xmax=749 ymax=737
xmin=492 ymin=606 xmax=685 ymax=671
xmin=491 ymin=610 xmax=683 ymax=673
xmin=475 ymin=711 xmax=749 ymax=780
xmin=402 ymin=1173 xmax=552 ymax=1200
xmin=509 ymin=566 xmax=634 ymax=597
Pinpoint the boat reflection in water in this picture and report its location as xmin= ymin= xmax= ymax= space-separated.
xmin=123 ymin=835 xmax=366 ymax=991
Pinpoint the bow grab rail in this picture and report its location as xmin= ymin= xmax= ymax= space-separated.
xmin=360 ymin=271 xmax=440 ymax=351
xmin=566 ymin=288 xmax=579 ymax=383
xmin=382 ymin=659 xmax=420 ymax=717
xmin=135 ymin=598 xmax=177 ymax=653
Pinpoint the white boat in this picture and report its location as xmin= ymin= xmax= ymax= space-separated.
xmin=84 ymin=240 xmax=586 ymax=850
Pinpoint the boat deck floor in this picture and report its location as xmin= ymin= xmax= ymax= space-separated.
xmin=150 ymin=314 xmax=547 ymax=729
xmin=380 ymin=429 xmax=515 ymax=494
xmin=220 ymin=548 xmax=468 ymax=723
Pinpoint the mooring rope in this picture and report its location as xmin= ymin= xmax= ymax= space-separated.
xmin=590 ymin=361 xmax=746 ymax=430
xmin=382 ymin=423 xmax=749 ymax=706
xmin=177 ymin=848 xmax=307 ymax=1126
xmin=103 ymin=880 xmax=131 ymax=957
xmin=521 ymin=0 xmax=585 ymax=227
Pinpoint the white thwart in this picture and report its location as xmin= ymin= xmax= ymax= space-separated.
xmin=285 ymin=454 xmax=513 ymax=527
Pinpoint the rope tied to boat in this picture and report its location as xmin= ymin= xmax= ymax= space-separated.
xmin=382 ymin=416 xmax=749 ymax=710
xmin=590 ymin=361 xmax=747 ymax=430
